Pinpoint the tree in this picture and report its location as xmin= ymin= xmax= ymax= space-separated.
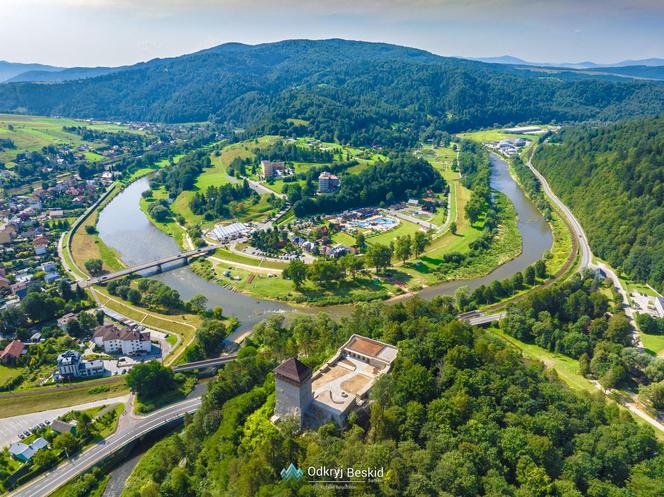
xmin=341 ymin=254 xmax=364 ymax=279
xmin=126 ymin=361 xmax=175 ymax=398
xmin=66 ymin=319 xmax=84 ymax=338
xmin=366 ymin=243 xmax=392 ymax=273
xmin=640 ymin=381 xmax=664 ymax=410
xmin=21 ymin=292 xmax=58 ymax=323
xmin=355 ymin=232 xmax=367 ymax=250
xmin=412 ymin=231 xmax=429 ymax=257
xmin=524 ymin=265 xmax=536 ymax=286
xmin=512 ymin=271 xmax=524 ymax=290
xmin=535 ymin=259 xmax=547 ymax=278
xmin=284 ymin=259 xmax=308 ymax=288
xmin=450 ymin=221 xmax=457 ymax=235
xmin=33 ymin=449 xmax=57 ymax=469
xmin=127 ymin=288 xmax=142 ymax=305
xmin=395 ymin=235 xmax=413 ymax=263
xmin=84 ymin=259 xmax=103 ymax=276
xmin=187 ymin=294 xmax=207 ymax=313
xmin=53 ymin=432 xmax=79 ymax=456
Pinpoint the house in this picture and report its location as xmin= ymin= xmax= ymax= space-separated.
xmin=57 ymin=312 xmax=78 ymax=330
xmin=50 ymin=419 xmax=77 ymax=435
xmin=272 ymin=334 xmax=397 ymax=428
xmin=56 ymin=350 xmax=105 ymax=380
xmin=9 ymin=438 xmax=48 ymax=462
xmin=318 ymin=171 xmax=340 ymax=193
xmin=407 ymin=199 xmax=419 ymax=207
xmin=655 ymin=297 xmax=664 ymax=319
xmin=29 ymin=332 xmax=42 ymax=343
xmin=10 ymin=281 xmax=29 ymax=298
xmin=34 ymin=243 xmax=48 ymax=256
xmin=0 ymin=276 xmax=10 ymax=289
xmin=261 ymin=160 xmax=286 ymax=179
xmin=0 ymin=340 xmax=24 ymax=364
xmin=93 ymin=325 xmax=152 ymax=355
xmin=42 ymin=262 xmax=57 ymax=273
xmin=0 ymin=222 xmax=16 ymax=245
xmin=44 ymin=272 xmax=59 ymax=283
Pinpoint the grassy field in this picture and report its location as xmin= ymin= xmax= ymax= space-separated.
xmin=0 ymin=114 xmax=131 ymax=165
xmin=0 ymin=377 xmax=129 ymax=418
xmin=213 ymin=248 xmax=288 ymax=270
xmin=0 ymin=364 xmax=23 ymax=385
xmin=641 ymin=332 xmax=664 ymax=356
xmin=70 ymin=184 xmax=126 ymax=275
xmin=367 ymin=219 xmax=422 ymax=246
xmin=457 ymin=128 xmax=545 ymax=143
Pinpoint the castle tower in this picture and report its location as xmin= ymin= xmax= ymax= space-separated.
xmin=272 ymin=357 xmax=312 ymax=426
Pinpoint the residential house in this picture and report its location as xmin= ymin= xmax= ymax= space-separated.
xmin=0 ymin=340 xmax=24 ymax=364
xmin=318 ymin=171 xmax=340 ymax=193
xmin=57 ymin=312 xmax=78 ymax=330
xmin=0 ymin=222 xmax=16 ymax=245
xmin=9 ymin=438 xmax=48 ymax=462
xmin=50 ymin=419 xmax=77 ymax=435
xmin=56 ymin=350 xmax=105 ymax=380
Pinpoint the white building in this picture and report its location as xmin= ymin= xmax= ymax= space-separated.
xmin=655 ymin=297 xmax=664 ymax=319
xmin=56 ymin=350 xmax=104 ymax=381
xmin=93 ymin=325 xmax=152 ymax=355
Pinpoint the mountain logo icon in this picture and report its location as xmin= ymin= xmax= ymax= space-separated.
xmin=281 ymin=463 xmax=304 ymax=481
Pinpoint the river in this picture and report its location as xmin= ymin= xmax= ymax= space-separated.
xmin=96 ymin=154 xmax=552 ymax=329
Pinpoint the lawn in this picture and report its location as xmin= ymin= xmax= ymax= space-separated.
xmin=0 ymin=377 xmax=129 ymax=418
xmin=331 ymin=231 xmax=356 ymax=246
xmin=641 ymin=332 xmax=664 ymax=356
xmin=70 ymin=184 xmax=126 ymax=275
xmin=367 ymin=219 xmax=422 ymax=246
xmin=0 ymin=364 xmax=24 ymax=386
xmin=212 ymin=248 xmax=288 ymax=270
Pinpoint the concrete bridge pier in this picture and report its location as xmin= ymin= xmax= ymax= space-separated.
xmin=155 ymin=263 xmax=162 ymax=273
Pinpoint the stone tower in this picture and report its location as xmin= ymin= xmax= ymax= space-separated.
xmin=272 ymin=357 xmax=312 ymax=426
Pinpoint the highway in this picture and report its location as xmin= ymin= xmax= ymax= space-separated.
xmin=8 ymin=397 xmax=202 ymax=497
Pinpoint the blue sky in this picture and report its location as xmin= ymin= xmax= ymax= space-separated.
xmin=1 ymin=0 xmax=663 ymax=67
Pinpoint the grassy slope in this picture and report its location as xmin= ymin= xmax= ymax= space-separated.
xmin=0 ymin=377 xmax=128 ymax=418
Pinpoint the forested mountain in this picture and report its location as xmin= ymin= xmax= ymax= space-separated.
xmin=5 ymin=66 xmax=118 ymax=83
xmin=1 ymin=39 xmax=664 ymax=147
xmin=119 ymin=301 xmax=664 ymax=497
xmin=533 ymin=116 xmax=664 ymax=291
xmin=0 ymin=61 xmax=62 ymax=83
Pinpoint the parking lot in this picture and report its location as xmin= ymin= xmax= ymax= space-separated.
xmin=0 ymin=395 xmax=129 ymax=449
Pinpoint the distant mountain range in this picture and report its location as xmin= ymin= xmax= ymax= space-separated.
xmin=0 ymin=39 xmax=663 ymax=148
xmin=0 ymin=61 xmax=64 ymax=83
xmin=471 ymin=55 xmax=664 ymax=69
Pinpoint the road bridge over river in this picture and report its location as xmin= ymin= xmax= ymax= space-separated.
xmin=79 ymin=245 xmax=219 ymax=288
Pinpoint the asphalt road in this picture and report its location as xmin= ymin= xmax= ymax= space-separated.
xmin=8 ymin=397 xmax=201 ymax=497
xmin=525 ymin=153 xmax=641 ymax=346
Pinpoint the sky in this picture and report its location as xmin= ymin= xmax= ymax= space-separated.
xmin=0 ymin=0 xmax=663 ymax=67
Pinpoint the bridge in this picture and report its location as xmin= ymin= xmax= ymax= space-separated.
xmin=173 ymin=354 xmax=238 ymax=373
xmin=458 ymin=310 xmax=506 ymax=326
xmin=8 ymin=397 xmax=202 ymax=497
xmin=79 ymin=245 xmax=219 ymax=287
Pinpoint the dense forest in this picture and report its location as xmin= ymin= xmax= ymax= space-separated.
xmin=2 ymin=40 xmax=664 ymax=147
xmin=533 ymin=116 xmax=664 ymax=292
xmin=292 ymin=157 xmax=444 ymax=216
xmin=120 ymin=299 xmax=664 ymax=497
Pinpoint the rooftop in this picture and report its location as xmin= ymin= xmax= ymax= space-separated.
xmin=274 ymin=357 xmax=312 ymax=384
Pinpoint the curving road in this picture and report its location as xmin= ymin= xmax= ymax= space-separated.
xmin=525 ymin=151 xmax=641 ymax=345
xmin=8 ymin=397 xmax=201 ymax=497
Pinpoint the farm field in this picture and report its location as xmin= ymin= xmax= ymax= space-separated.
xmin=0 ymin=114 xmax=133 ymax=165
